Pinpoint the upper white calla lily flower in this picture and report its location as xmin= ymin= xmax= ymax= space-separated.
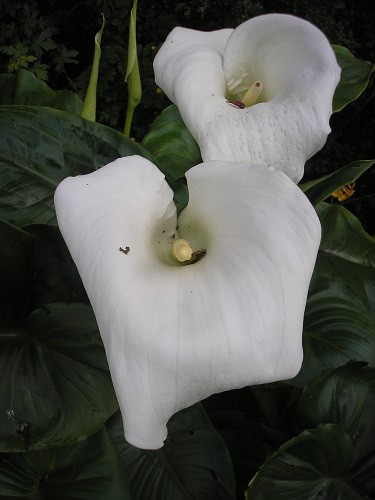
xmin=154 ymin=14 xmax=341 ymax=182
xmin=54 ymin=155 xmax=321 ymax=449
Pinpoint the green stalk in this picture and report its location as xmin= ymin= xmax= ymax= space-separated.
xmin=81 ymin=14 xmax=105 ymax=122
xmin=124 ymin=0 xmax=142 ymax=137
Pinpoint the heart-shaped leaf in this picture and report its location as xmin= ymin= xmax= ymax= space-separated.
xmin=295 ymin=362 xmax=375 ymax=493
xmin=0 ymin=303 xmax=117 ymax=452
xmin=246 ymin=424 xmax=363 ymax=499
xmin=0 ymin=427 xmax=130 ymax=499
xmin=0 ymin=105 xmax=156 ymax=227
xmin=293 ymin=203 xmax=375 ymax=386
xmin=107 ymin=404 xmax=236 ymax=500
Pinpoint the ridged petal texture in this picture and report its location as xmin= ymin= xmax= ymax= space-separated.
xmin=55 ymin=156 xmax=321 ymax=449
xmin=154 ymin=14 xmax=341 ymax=182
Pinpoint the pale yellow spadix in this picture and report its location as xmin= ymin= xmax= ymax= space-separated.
xmin=171 ymin=239 xmax=193 ymax=262
xmin=242 ymin=81 xmax=262 ymax=107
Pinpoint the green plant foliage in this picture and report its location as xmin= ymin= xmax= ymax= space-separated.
xmin=301 ymin=159 xmax=375 ymax=205
xmin=81 ymin=15 xmax=105 ymax=122
xmin=294 ymin=203 xmax=375 ymax=386
xmin=0 ymin=69 xmax=83 ymax=113
xmin=0 ymin=3 xmax=374 ymax=498
xmin=141 ymin=105 xmax=202 ymax=183
xmin=0 ymin=427 xmax=130 ymax=498
xmin=0 ymin=105 xmax=156 ymax=227
xmin=245 ymin=424 xmax=363 ymax=499
xmin=332 ymin=45 xmax=375 ymax=112
xmin=0 ymin=1 xmax=79 ymax=81
xmin=295 ymin=362 xmax=375 ymax=491
xmin=107 ymin=404 xmax=236 ymax=500
xmin=25 ymin=224 xmax=88 ymax=310
xmin=0 ymin=219 xmax=35 ymax=326
xmin=0 ymin=302 xmax=117 ymax=452
xmin=124 ymin=0 xmax=142 ymax=136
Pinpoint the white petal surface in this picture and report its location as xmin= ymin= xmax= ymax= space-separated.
xmin=154 ymin=14 xmax=341 ymax=182
xmin=55 ymin=156 xmax=321 ymax=449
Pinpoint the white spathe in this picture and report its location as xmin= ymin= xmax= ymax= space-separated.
xmin=154 ymin=14 xmax=341 ymax=183
xmin=54 ymin=155 xmax=321 ymax=449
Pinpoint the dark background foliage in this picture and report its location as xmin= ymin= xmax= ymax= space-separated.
xmin=0 ymin=0 xmax=373 ymax=230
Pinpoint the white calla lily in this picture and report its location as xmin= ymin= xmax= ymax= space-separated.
xmin=154 ymin=14 xmax=341 ymax=182
xmin=54 ymin=155 xmax=321 ymax=449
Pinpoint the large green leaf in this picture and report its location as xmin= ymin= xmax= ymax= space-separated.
xmin=300 ymin=160 xmax=374 ymax=206
xmin=332 ymin=45 xmax=374 ymax=112
xmin=25 ymin=224 xmax=88 ymax=310
xmin=0 ymin=303 xmax=117 ymax=452
xmin=293 ymin=203 xmax=375 ymax=386
xmin=0 ymin=105 xmax=156 ymax=227
xmin=295 ymin=362 xmax=375 ymax=493
xmin=0 ymin=427 xmax=130 ymax=499
xmin=141 ymin=104 xmax=202 ymax=183
xmin=0 ymin=219 xmax=35 ymax=326
xmin=0 ymin=70 xmax=83 ymax=114
xmin=108 ymin=404 xmax=236 ymax=500
xmin=246 ymin=424 xmax=363 ymax=499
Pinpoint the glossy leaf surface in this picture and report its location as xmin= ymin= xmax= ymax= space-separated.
xmin=332 ymin=45 xmax=374 ymax=112
xmin=0 ymin=105 xmax=155 ymax=227
xmin=108 ymin=404 xmax=236 ymax=500
xmin=294 ymin=203 xmax=375 ymax=385
xmin=0 ymin=303 xmax=117 ymax=452
xmin=246 ymin=424 xmax=362 ymax=499
xmin=0 ymin=70 xmax=83 ymax=113
xmin=0 ymin=427 xmax=130 ymax=499
xmin=142 ymin=104 xmax=201 ymax=183
xmin=295 ymin=362 xmax=375 ymax=493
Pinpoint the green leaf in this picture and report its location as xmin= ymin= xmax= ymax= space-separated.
xmin=295 ymin=362 xmax=375 ymax=493
xmin=81 ymin=14 xmax=105 ymax=122
xmin=25 ymin=224 xmax=88 ymax=309
xmin=0 ymin=105 xmax=156 ymax=227
xmin=142 ymin=105 xmax=202 ymax=183
xmin=0 ymin=427 xmax=130 ymax=499
xmin=333 ymin=45 xmax=374 ymax=112
xmin=317 ymin=202 xmax=375 ymax=267
xmin=246 ymin=424 xmax=363 ymax=499
xmin=300 ymin=160 xmax=374 ymax=205
xmin=0 ymin=219 xmax=35 ymax=326
xmin=0 ymin=303 xmax=118 ymax=452
xmin=108 ymin=404 xmax=236 ymax=500
xmin=293 ymin=203 xmax=375 ymax=386
xmin=0 ymin=69 xmax=83 ymax=114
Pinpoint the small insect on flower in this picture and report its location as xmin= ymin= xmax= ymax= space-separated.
xmin=332 ymin=183 xmax=355 ymax=202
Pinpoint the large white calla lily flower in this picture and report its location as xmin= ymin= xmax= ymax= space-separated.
xmin=154 ymin=14 xmax=341 ymax=182
xmin=54 ymin=155 xmax=321 ymax=449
